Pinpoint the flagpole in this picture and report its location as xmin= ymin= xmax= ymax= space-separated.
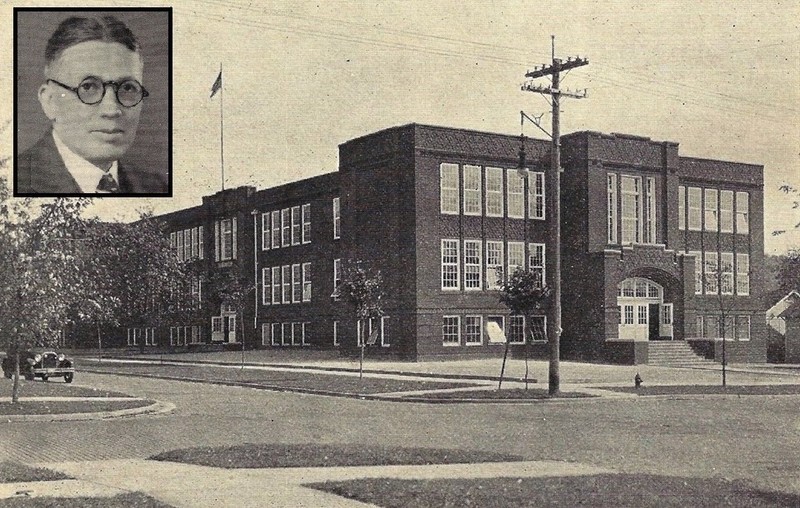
xmin=219 ymin=63 xmax=224 ymax=191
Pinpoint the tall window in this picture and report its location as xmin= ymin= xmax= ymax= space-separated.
xmin=704 ymin=188 xmax=718 ymax=232
xmin=608 ymin=174 xmax=618 ymax=243
xmin=261 ymin=213 xmax=271 ymax=250
xmin=292 ymin=264 xmax=302 ymax=303
xmin=281 ymin=208 xmax=291 ymax=247
xmin=720 ymin=252 xmax=734 ymax=295
xmin=271 ymin=211 xmax=280 ymax=248
xmin=262 ymin=323 xmax=271 ymax=346
xmin=465 ymin=315 xmax=483 ymax=345
xmin=508 ymin=315 xmax=525 ymax=344
xmin=736 ymin=192 xmax=749 ymax=234
xmin=620 ymin=175 xmax=641 ymax=243
xmin=704 ymin=251 xmax=718 ymax=294
xmin=302 ymin=204 xmax=311 ymax=244
xmin=645 ymin=178 xmax=656 ymax=243
xmin=441 ymin=239 xmax=460 ymax=290
xmin=291 ymin=206 xmax=301 ymax=245
xmin=528 ymin=243 xmax=545 ymax=288
xmin=282 ymin=265 xmax=291 ymax=303
xmin=440 ymin=163 xmax=459 ymax=214
xmin=678 ymin=185 xmax=686 ymax=231
xmin=507 ymin=169 xmax=524 ymax=218
xmin=261 ymin=267 xmax=271 ymax=305
xmin=720 ymin=190 xmax=733 ymax=233
xmin=736 ymin=253 xmax=749 ymax=295
xmin=333 ymin=258 xmax=341 ymax=299
xmin=302 ymin=262 xmax=311 ymax=302
xmin=486 ymin=241 xmax=504 ymax=290
xmin=507 ymin=241 xmax=524 ymax=276
xmin=687 ymin=187 xmax=702 ymax=231
xmin=736 ymin=316 xmax=750 ymax=341
xmin=442 ymin=316 xmax=460 ymax=346
xmin=215 ymin=218 xmax=237 ymax=261
xmin=333 ymin=197 xmax=341 ymax=239
xmin=529 ymin=172 xmax=545 ymax=219
xmin=464 ymin=240 xmax=482 ymax=290
xmin=271 ymin=266 xmax=281 ymax=304
xmin=689 ymin=251 xmax=702 ymax=294
xmin=485 ymin=167 xmax=504 ymax=217
xmin=463 ymin=165 xmax=482 ymax=215
xmin=333 ymin=321 xmax=339 ymax=346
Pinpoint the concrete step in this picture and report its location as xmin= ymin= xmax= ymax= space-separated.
xmin=648 ymin=341 xmax=716 ymax=366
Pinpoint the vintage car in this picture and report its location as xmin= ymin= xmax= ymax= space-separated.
xmin=2 ymin=350 xmax=74 ymax=383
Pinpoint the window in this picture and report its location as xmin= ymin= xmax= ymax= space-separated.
xmin=358 ymin=317 xmax=389 ymax=347
xmin=215 ymin=218 xmax=237 ymax=261
xmin=507 ymin=241 xmax=524 ymax=276
xmin=190 ymin=326 xmax=201 ymax=344
xmin=720 ymin=190 xmax=733 ymax=233
xmin=442 ymin=316 xmax=460 ymax=346
xmin=722 ymin=316 xmax=735 ymax=340
xmin=292 ymin=322 xmax=302 ymax=346
xmin=292 ymin=264 xmax=302 ymax=303
xmin=262 ymin=323 xmax=271 ymax=346
xmin=145 ymin=328 xmax=155 ymax=346
xmin=704 ymin=251 xmax=718 ymax=294
xmin=645 ymin=178 xmax=656 ymax=243
xmin=464 ymin=315 xmax=482 ymax=345
xmin=441 ymin=239 xmax=459 ymax=290
xmin=261 ymin=267 xmax=271 ymax=305
xmin=271 ymin=323 xmax=280 ymax=346
xmin=507 ymin=169 xmax=524 ymax=218
xmin=608 ymin=174 xmax=618 ymax=243
xmin=678 ymin=185 xmax=686 ymax=231
xmin=463 ymin=165 xmax=482 ymax=215
xmin=291 ymin=206 xmax=301 ymax=245
xmin=736 ymin=253 xmax=749 ymax=295
xmin=637 ymin=305 xmax=648 ymax=325
xmin=333 ymin=258 xmax=341 ymax=298
xmin=271 ymin=266 xmax=281 ymax=304
xmin=620 ymin=175 xmax=641 ymax=243
xmin=332 ymin=197 xmax=341 ymax=239
xmin=176 ymin=231 xmax=183 ymax=262
xmin=704 ymin=188 xmax=718 ymax=232
xmin=486 ymin=241 xmax=504 ymax=290
xmin=271 ymin=211 xmax=280 ymax=248
xmin=302 ymin=204 xmax=311 ymax=244
xmin=529 ymin=316 xmax=547 ymax=342
xmin=173 ymin=226 xmax=204 ymax=262
xmin=191 ymin=277 xmax=202 ymax=309
xmin=281 ymin=208 xmax=290 ymax=247
xmin=529 ymin=172 xmax=545 ymax=219
xmin=508 ymin=315 xmax=525 ymax=344
xmin=464 ymin=240 xmax=482 ymax=290
xmin=736 ymin=316 xmax=750 ymax=341
xmin=662 ymin=305 xmax=673 ymax=325
xmin=486 ymin=167 xmax=504 ymax=217
xmin=688 ymin=187 xmax=702 ymax=231
xmin=282 ymin=323 xmax=291 ymax=345
xmin=736 ymin=191 xmax=749 ymax=234
xmin=704 ymin=315 xmax=720 ymax=339
xmin=261 ymin=213 xmax=270 ymax=250
xmin=333 ymin=321 xmax=339 ymax=346
xmin=302 ymin=262 xmax=311 ymax=302
xmin=689 ymin=251 xmax=703 ymax=294
xmin=528 ymin=243 xmax=545 ymax=287
xmin=695 ymin=316 xmax=704 ymax=338
xmin=720 ymin=252 xmax=734 ymax=295
xmin=282 ymin=265 xmax=291 ymax=304
xmin=211 ymin=316 xmax=223 ymax=334
xmin=440 ymin=163 xmax=459 ymax=214
xmin=302 ymin=322 xmax=310 ymax=346
xmin=624 ymin=305 xmax=634 ymax=325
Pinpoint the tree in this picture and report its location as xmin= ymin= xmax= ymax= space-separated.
xmin=332 ymin=260 xmax=385 ymax=379
xmin=497 ymin=267 xmax=551 ymax=391
xmin=0 ymin=177 xmax=93 ymax=402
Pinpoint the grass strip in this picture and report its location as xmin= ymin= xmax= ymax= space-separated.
xmin=603 ymin=384 xmax=800 ymax=396
xmin=417 ymin=388 xmax=592 ymax=400
xmin=150 ymin=443 xmax=524 ymax=469
xmin=0 ymin=492 xmax=172 ymax=507
xmin=0 ymin=463 xmax=71 ymax=483
xmin=308 ymin=474 xmax=800 ymax=508
xmin=0 ymin=381 xmax=128 ymax=398
xmin=0 ymin=400 xmax=153 ymax=416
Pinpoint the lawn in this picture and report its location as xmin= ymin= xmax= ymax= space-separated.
xmin=0 ymin=492 xmax=172 ymax=507
xmin=0 ymin=463 xmax=70 ymax=483
xmin=85 ymin=362 xmax=480 ymax=395
xmin=0 ymin=381 xmax=128 ymax=398
xmin=150 ymin=444 xmax=524 ymax=468
xmin=0 ymin=399 xmax=153 ymax=416
xmin=416 ymin=388 xmax=593 ymax=400
xmin=604 ymin=384 xmax=800 ymax=396
xmin=308 ymin=474 xmax=800 ymax=508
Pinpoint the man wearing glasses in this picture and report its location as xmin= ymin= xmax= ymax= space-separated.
xmin=16 ymin=15 xmax=166 ymax=194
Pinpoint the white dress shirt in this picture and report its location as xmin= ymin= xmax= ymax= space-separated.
xmin=52 ymin=131 xmax=119 ymax=193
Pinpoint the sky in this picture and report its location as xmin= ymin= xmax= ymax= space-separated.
xmin=1 ymin=0 xmax=798 ymax=254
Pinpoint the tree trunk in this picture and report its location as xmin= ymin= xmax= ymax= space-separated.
xmin=498 ymin=340 xmax=510 ymax=390
xmin=12 ymin=351 xmax=20 ymax=403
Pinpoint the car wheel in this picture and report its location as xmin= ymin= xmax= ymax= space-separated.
xmin=64 ymin=373 xmax=74 ymax=383
xmin=41 ymin=375 xmax=49 ymax=382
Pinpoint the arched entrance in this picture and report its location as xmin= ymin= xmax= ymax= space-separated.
xmin=617 ymin=278 xmax=673 ymax=341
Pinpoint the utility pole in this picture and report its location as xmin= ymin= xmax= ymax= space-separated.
xmin=522 ymin=36 xmax=588 ymax=396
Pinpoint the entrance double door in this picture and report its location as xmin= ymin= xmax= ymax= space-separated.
xmin=617 ymin=278 xmax=673 ymax=340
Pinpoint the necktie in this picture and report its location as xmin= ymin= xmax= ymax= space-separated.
xmin=97 ymin=173 xmax=120 ymax=193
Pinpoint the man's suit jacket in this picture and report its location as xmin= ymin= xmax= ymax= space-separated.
xmin=15 ymin=132 xmax=167 ymax=195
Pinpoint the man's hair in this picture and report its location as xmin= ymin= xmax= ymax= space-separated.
xmin=45 ymin=15 xmax=140 ymax=67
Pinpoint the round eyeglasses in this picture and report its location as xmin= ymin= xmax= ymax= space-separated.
xmin=48 ymin=76 xmax=149 ymax=107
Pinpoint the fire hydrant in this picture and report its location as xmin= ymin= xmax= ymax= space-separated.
xmin=634 ymin=372 xmax=643 ymax=389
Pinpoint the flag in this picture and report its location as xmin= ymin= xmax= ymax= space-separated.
xmin=210 ymin=71 xmax=222 ymax=98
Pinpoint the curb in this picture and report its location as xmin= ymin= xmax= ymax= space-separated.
xmin=2 ymin=399 xmax=175 ymax=423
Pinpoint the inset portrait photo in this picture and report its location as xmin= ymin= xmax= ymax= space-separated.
xmin=14 ymin=8 xmax=172 ymax=196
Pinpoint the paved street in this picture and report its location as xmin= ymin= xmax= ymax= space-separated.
xmin=2 ymin=369 xmax=799 ymax=505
